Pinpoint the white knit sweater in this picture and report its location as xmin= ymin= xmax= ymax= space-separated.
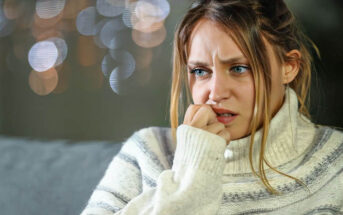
xmin=81 ymin=89 xmax=343 ymax=215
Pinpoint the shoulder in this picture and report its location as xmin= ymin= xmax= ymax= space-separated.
xmin=312 ymin=125 xmax=343 ymax=150
xmin=305 ymin=125 xmax=343 ymax=169
xmin=119 ymin=126 xmax=175 ymax=170
xmin=129 ymin=126 xmax=174 ymax=151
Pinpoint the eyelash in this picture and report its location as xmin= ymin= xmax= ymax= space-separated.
xmin=189 ymin=65 xmax=250 ymax=78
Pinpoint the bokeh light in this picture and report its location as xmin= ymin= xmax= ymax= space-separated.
xmin=0 ymin=2 xmax=14 ymax=37
xmin=136 ymin=0 xmax=170 ymax=23
xmin=93 ymin=28 xmax=107 ymax=49
xmin=122 ymin=3 xmax=136 ymax=28
xmin=28 ymin=68 xmax=59 ymax=96
xmin=36 ymin=0 xmax=66 ymax=19
xmin=109 ymin=49 xmax=136 ymax=80
xmin=47 ymin=37 xmax=68 ymax=66
xmin=132 ymin=25 xmax=166 ymax=48
xmin=3 ymin=0 xmax=24 ymax=20
xmin=100 ymin=18 xmax=127 ymax=49
xmin=96 ymin=0 xmax=126 ymax=17
xmin=28 ymin=41 xmax=58 ymax=72
xmin=122 ymin=2 xmax=164 ymax=33
xmin=101 ymin=54 xmax=117 ymax=78
xmin=109 ymin=68 xmax=125 ymax=95
xmin=76 ymin=6 xmax=101 ymax=36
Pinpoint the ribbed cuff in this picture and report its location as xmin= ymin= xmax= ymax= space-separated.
xmin=172 ymin=124 xmax=226 ymax=178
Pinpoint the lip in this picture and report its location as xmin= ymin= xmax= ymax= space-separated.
xmin=211 ymin=107 xmax=238 ymax=115
xmin=216 ymin=115 xmax=238 ymax=124
xmin=211 ymin=106 xmax=238 ymax=125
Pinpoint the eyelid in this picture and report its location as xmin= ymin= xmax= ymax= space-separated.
xmin=188 ymin=65 xmax=210 ymax=71
xmin=230 ymin=65 xmax=250 ymax=71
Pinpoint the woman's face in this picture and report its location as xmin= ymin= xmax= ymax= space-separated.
xmin=187 ymin=19 xmax=286 ymax=140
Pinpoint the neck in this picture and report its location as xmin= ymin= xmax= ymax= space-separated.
xmin=223 ymin=87 xmax=314 ymax=175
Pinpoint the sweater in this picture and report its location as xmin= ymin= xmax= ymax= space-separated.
xmin=80 ymin=89 xmax=343 ymax=215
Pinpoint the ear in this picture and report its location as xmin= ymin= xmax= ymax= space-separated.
xmin=282 ymin=49 xmax=301 ymax=84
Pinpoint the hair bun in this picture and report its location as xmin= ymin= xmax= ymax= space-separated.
xmin=259 ymin=0 xmax=288 ymax=20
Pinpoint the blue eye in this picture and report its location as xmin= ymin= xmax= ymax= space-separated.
xmin=190 ymin=68 xmax=209 ymax=77
xmin=231 ymin=66 xmax=249 ymax=74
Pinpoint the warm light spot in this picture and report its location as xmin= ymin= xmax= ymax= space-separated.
xmin=28 ymin=68 xmax=58 ymax=96
xmin=32 ymin=27 xmax=61 ymax=41
xmin=132 ymin=25 xmax=166 ymax=48
xmin=77 ymin=35 xmax=99 ymax=67
xmin=0 ymin=9 xmax=14 ymax=37
xmin=56 ymin=19 xmax=76 ymax=32
xmin=135 ymin=0 xmax=170 ymax=22
xmin=33 ymin=10 xmax=63 ymax=28
xmin=63 ymin=0 xmax=91 ymax=19
xmin=3 ymin=0 xmax=23 ymax=20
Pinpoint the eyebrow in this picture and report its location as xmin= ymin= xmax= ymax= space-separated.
xmin=188 ymin=56 xmax=248 ymax=67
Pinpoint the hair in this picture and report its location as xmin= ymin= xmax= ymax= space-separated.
xmin=169 ymin=0 xmax=319 ymax=194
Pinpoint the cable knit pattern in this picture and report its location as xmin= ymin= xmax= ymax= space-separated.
xmin=81 ymin=88 xmax=343 ymax=215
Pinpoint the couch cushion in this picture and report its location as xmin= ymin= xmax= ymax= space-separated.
xmin=0 ymin=135 xmax=122 ymax=215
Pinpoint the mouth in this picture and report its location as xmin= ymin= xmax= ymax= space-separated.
xmin=212 ymin=107 xmax=238 ymax=125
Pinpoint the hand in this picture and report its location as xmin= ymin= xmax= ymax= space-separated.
xmin=183 ymin=104 xmax=231 ymax=145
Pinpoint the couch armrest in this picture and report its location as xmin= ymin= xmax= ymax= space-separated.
xmin=0 ymin=135 xmax=122 ymax=215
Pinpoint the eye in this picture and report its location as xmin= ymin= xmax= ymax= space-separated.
xmin=230 ymin=65 xmax=250 ymax=74
xmin=189 ymin=68 xmax=210 ymax=78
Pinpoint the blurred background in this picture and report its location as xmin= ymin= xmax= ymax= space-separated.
xmin=0 ymin=0 xmax=342 ymax=142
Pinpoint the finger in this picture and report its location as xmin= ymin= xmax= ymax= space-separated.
xmin=191 ymin=105 xmax=216 ymax=127
xmin=204 ymin=122 xmax=225 ymax=134
xmin=183 ymin=104 xmax=201 ymax=124
xmin=208 ymin=106 xmax=218 ymax=124
xmin=208 ymin=114 xmax=218 ymax=124
xmin=218 ymin=129 xmax=231 ymax=145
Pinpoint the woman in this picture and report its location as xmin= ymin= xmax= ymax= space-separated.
xmin=81 ymin=0 xmax=343 ymax=214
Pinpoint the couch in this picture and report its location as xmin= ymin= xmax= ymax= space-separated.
xmin=0 ymin=135 xmax=122 ymax=215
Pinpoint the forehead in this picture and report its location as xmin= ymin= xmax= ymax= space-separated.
xmin=187 ymin=19 xmax=244 ymax=63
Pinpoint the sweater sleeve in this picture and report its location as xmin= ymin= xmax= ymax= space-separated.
xmin=80 ymin=124 xmax=227 ymax=215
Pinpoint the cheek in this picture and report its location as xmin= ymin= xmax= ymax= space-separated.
xmin=190 ymin=82 xmax=208 ymax=104
xmin=234 ymin=75 xmax=255 ymax=106
xmin=239 ymin=84 xmax=255 ymax=113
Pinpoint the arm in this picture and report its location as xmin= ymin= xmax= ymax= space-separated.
xmin=81 ymin=125 xmax=226 ymax=215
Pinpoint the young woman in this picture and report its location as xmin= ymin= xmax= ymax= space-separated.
xmin=81 ymin=0 xmax=343 ymax=214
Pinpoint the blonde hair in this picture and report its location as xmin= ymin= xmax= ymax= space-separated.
xmin=169 ymin=0 xmax=319 ymax=194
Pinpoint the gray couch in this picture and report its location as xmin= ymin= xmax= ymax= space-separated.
xmin=0 ymin=135 xmax=122 ymax=215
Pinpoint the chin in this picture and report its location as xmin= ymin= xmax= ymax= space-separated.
xmin=225 ymin=127 xmax=250 ymax=141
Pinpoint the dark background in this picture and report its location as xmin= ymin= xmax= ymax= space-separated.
xmin=0 ymin=0 xmax=342 ymax=142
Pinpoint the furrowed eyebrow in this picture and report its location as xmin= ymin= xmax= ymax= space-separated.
xmin=188 ymin=56 xmax=248 ymax=67
xmin=187 ymin=61 xmax=209 ymax=68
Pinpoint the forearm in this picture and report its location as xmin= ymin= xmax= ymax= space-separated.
xmin=81 ymin=125 xmax=226 ymax=215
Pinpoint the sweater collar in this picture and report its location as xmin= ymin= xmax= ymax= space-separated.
xmin=223 ymin=87 xmax=306 ymax=175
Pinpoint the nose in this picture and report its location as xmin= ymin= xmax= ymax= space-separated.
xmin=208 ymin=71 xmax=231 ymax=103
